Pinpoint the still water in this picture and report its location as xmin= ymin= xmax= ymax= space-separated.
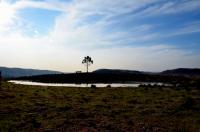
xmin=9 ymin=80 xmax=168 ymax=87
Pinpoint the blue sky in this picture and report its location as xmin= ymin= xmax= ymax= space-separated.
xmin=0 ymin=0 xmax=200 ymax=72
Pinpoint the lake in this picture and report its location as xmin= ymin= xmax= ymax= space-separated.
xmin=9 ymin=80 xmax=170 ymax=87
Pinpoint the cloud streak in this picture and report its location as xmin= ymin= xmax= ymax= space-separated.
xmin=0 ymin=0 xmax=200 ymax=71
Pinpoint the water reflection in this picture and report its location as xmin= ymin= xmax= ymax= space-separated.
xmin=9 ymin=80 xmax=170 ymax=88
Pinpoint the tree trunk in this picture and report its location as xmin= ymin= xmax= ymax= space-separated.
xmin=86 ymin=62 xmax=88 ymax=73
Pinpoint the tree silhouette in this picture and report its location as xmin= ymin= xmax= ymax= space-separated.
xmin=82 ymin=56 xmax=93 ymax=73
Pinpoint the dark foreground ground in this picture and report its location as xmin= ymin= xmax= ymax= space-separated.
xmin=0 ymin=81 xmax=200 ymax=132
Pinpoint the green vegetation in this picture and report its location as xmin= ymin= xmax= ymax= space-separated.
xmin=0 ymin=81 xmax=200 ymax=131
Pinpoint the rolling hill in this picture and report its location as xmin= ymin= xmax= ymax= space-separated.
xmin=1 ymin=67 xmax=200 ymax=80
xmin=161 ymin=68 xmax=200 ymax=77
xmin=93 ymin=69 xmax=143 ymax=74
xmin=0 ymin=67 xmax=63 ymax=78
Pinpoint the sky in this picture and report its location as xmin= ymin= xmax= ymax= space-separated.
xmin=0 ymin=0 xmax=200 ymax=72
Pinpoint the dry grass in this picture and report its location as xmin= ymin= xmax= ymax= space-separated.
xmin=0 ymin=81 xmax=200 ymax=131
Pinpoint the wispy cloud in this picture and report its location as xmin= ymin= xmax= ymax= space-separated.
xmin=0 ymin=1 xmax=17 ymax=33
xmin=171 ymin=21 xmax=200 ymax=36
xmin=132 ymin=0 xmax=200 ymax=17
xmin=0 ymin=0 xmax=200 ymax=71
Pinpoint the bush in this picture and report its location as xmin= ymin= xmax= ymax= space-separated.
xmin=180 ymin=97 xmax=195 ymax=110
xmin=31 ymin=119 xmax=41 ymax=128
xmin=91 ymin=84 xmax=96 ymax=88
xmin=106 ymin=85 xmax=111 ymax=88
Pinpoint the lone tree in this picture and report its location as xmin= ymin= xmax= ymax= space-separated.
xmin=82 ymin=56 xmax=93 ymax=73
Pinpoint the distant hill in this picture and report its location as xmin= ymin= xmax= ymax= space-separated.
xmin=12 ymin=68 xmax=199 ymax=84
xmin=0 ymin=67 xmax=63 ymax=78
xmin=161 ymin=68 xmax=200 ymax=77
xmin=93 ymin=69 xmax=143 ymax=74
xmin=93 ymin=68 xmax=200 ymax=77
xmin=1 ymin=67 xmax=199 ymax=80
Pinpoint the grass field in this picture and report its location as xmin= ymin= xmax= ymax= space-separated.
xmin=0 ymin=81 xmax=200 ymax=132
